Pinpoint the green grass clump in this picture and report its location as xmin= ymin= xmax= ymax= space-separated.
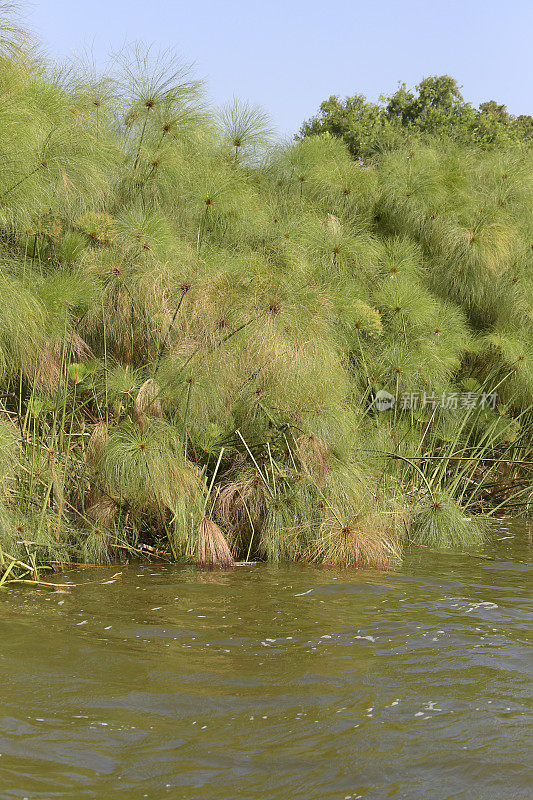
xmin=410 ymin=493 xmax=487 ymax=549
xmin=0 ymin=9 xmax=531 ymax=579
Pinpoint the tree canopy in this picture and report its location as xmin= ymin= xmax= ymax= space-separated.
xmin=299 ymin=75 xmax=532 ymax=157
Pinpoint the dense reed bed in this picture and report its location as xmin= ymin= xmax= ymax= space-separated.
xmin=0 ymin=9 xmax=531 ymax=577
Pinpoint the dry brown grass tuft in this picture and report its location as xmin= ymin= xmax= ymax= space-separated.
xmin=86 ymin=422 xmax=108 ymax=467
xmin=86 ymin=495 xmax=118 ymax=528
xmin=133 ymin=378 xmax=163 ymax=430
xmin=197 ymin=517 xmax=234 ymax=568
xmin=296 ymin=434 xmax=331 ymax=486
xmin=308 ymin=509 xmax=400 ymax=569
xmin=215 ymin=472 xmax=269 ymax=537
xmin=32 ymin=333 xmax=92 ymax=390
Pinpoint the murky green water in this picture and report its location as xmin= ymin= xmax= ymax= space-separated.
xmin=1 ymin=518 xmax=531 ymax=800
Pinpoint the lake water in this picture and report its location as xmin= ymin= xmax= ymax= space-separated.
xmin=1 ymin=518 xmax=531 ymax=799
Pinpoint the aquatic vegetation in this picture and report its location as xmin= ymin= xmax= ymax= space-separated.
xmin=410 ymin=493 xmax=487 ymax=548
xmin=0 ymin=10 xmax=531 ymax=579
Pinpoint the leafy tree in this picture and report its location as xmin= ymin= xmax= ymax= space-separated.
xmin=298 ymin=94 xmax=400 ymax=158
xmin=515 ymin=114 xmax=533 ymax=140
xmin=479 ymin=100 xmax=511 ymax=123
xmin=299 ymin=75 xmax=531 ymax=156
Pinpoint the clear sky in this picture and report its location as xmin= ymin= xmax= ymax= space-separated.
xmin=28 ymin=0 xmax=532 ymax=138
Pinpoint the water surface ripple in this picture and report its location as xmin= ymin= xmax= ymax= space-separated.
xmin=1 ymin=518 xmax=531 ymax=799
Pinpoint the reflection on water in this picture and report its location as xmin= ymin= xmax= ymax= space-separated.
xmin=0 ymin=518 xmax=531 ymax=799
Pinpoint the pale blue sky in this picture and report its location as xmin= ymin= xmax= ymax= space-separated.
xmin=29 ymin=0 xmax=532 ymax=137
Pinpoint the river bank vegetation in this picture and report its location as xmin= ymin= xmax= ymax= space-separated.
xmin=0 ymin=8 xmax=531 ymax=579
